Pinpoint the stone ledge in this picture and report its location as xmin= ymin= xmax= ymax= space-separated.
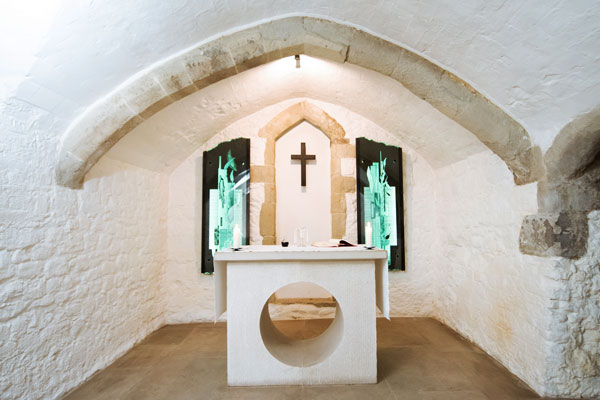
xmin=519 ymin=212 xmax=589 ymax=259
xmin=525 ymin=107 xmax=600 ymax=260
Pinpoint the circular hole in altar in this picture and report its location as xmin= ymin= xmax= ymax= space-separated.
xmin=268 ymin=283 xmax=337 ymax=340
xmin=259 ymin=282 xmax=344 ymax=367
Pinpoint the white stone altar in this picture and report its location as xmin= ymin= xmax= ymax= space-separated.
xmin=213 ymin=245 xmax=389 ymax=386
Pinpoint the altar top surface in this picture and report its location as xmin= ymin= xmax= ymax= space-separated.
xmin=214 ymin=245 xmax=387 ymax=262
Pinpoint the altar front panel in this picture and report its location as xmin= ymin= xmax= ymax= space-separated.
xmin=213 ymin=246 xmax=390 ymax=321
xmin=227 ymin=259 xmax=377 ymax=386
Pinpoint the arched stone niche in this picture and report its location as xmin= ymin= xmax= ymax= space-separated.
xmin=251 ymin=101 xmax=355 ymax=244
xmin=520 ymin=106 xmax=600 ymax=258
xmin=56 ymin=16 xmax=542 ymax=189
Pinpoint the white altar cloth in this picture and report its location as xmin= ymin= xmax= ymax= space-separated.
xmin=213 ymin=245 xmax=389 ymax=386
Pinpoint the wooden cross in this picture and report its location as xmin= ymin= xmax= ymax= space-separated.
xmin=291 ymin=142 xmax=316 ymax=187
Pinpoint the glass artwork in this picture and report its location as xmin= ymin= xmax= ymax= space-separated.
xmin=201 ymin=138 xmax=250 ymax=273
xmin=356 ymin=138 xmax=405 ymax=270
xmin=208 ymin=150 xmax=244 ymax=252
xmin=364 ymin=152 xmax=397 ymax=264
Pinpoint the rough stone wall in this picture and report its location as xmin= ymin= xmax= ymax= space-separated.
xmin=544 ymin=211 xmax=600 ymax=397
xmin=0 ymin=97 xmax=168 ymax=399
xmin=434 ymin=151 xmax=555 ymax=395
xmin=165 ymin=98 xmax=439 ymax=323
xmin=520 ymin=107 xmax=600 ymax=261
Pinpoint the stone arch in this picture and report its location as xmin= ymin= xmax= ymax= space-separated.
xmin=544 ymin=105 xmax=600 ymax=185
xmin=251 ymin=101 xmax=354 ymax=244
xmin=56 ymin=16 xmax=542 ymax=189
xmin=520 ymin=106 xmax=600 ymax=259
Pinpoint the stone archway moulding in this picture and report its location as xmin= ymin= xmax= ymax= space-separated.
xmin=252 ymin=100 xmax=355 ymax=244
xmin=56 ymin=16 xmax=543 ymax=189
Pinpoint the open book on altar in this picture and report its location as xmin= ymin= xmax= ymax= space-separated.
xmin=311 ymin=239 xmax=357 ymax=248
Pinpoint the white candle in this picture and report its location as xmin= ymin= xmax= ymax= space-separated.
xmin=365 ymin=222 xmax=373 ymax=248
xmin=233 ymin=224 xmax=241 ymax=248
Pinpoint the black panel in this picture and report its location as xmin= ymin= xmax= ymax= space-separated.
xmin=201 ymin=138 xmax=250 ymax=273
xmin=356 ymin=137 xmax=406 ymax=270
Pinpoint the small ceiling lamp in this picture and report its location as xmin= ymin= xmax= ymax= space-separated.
xmin=295 ymin=54 xmax=301 ymax=68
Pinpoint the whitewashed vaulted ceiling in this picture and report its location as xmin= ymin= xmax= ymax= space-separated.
xmin=3 ymin=0 xmax=600 ymax=152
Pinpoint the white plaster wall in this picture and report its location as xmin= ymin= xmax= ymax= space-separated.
xmin=0 ymin=1 xmax=61 ymax=101
xmin=165 ymin=151 xmax=215 ymax=322
xmin=0 ymin=95 xmax=168 ymax=399
xmin=433 ymin=151 xmax=555 ymax=395
xmin=165 ymin=97 xmax=439 ymax=323
xmin=276 ymin=122 xmax=332 ymax=244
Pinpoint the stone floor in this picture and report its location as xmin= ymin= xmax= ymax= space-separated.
xmin=62 ymin=317 xmax=554 ymax=400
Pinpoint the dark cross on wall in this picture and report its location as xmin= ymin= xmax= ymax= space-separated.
xmin=291 ymin=142 xmax=316 ymax=187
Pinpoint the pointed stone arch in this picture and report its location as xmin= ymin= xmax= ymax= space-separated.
xmin=55 ymin=16 xmax=542 ymax=189
xmin=251 ymin=101 xmax=355 ymax=244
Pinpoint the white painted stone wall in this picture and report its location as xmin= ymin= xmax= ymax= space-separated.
xmin=165 ymin=97 xmax=439 ymax=323
xmin=0 ymin=97 xmax=168 ymax=399
xmin=544 ymin=211 xmax=600 ymax=397
xmin=433 ymin=151 xmax=555 ymax=395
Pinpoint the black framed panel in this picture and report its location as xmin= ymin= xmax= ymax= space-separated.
xmin=201 ymin=138 xmax=250 ymax=273
xmin=356 ymin=137 xmax=405 ymax=270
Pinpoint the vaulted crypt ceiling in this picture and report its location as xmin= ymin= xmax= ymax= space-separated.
xmin=6 ymin=1 xmax=599 ymax=141
xmin=3 ymin=1 xmax=599 ymax=191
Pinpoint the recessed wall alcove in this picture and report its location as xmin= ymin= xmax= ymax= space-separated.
xmin=159 ymin=95 xmax=440 ymax=319
xmin=251 ymin=100 xmax=354 ymax=244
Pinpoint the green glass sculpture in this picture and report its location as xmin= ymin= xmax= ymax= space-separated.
xmin=364 ymin=152 xmax=397 ymax=264
xmin=201 ymin=138 xmax=250 ymax=273
xmin=209 ymin=150 xmax=244 ymax=251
